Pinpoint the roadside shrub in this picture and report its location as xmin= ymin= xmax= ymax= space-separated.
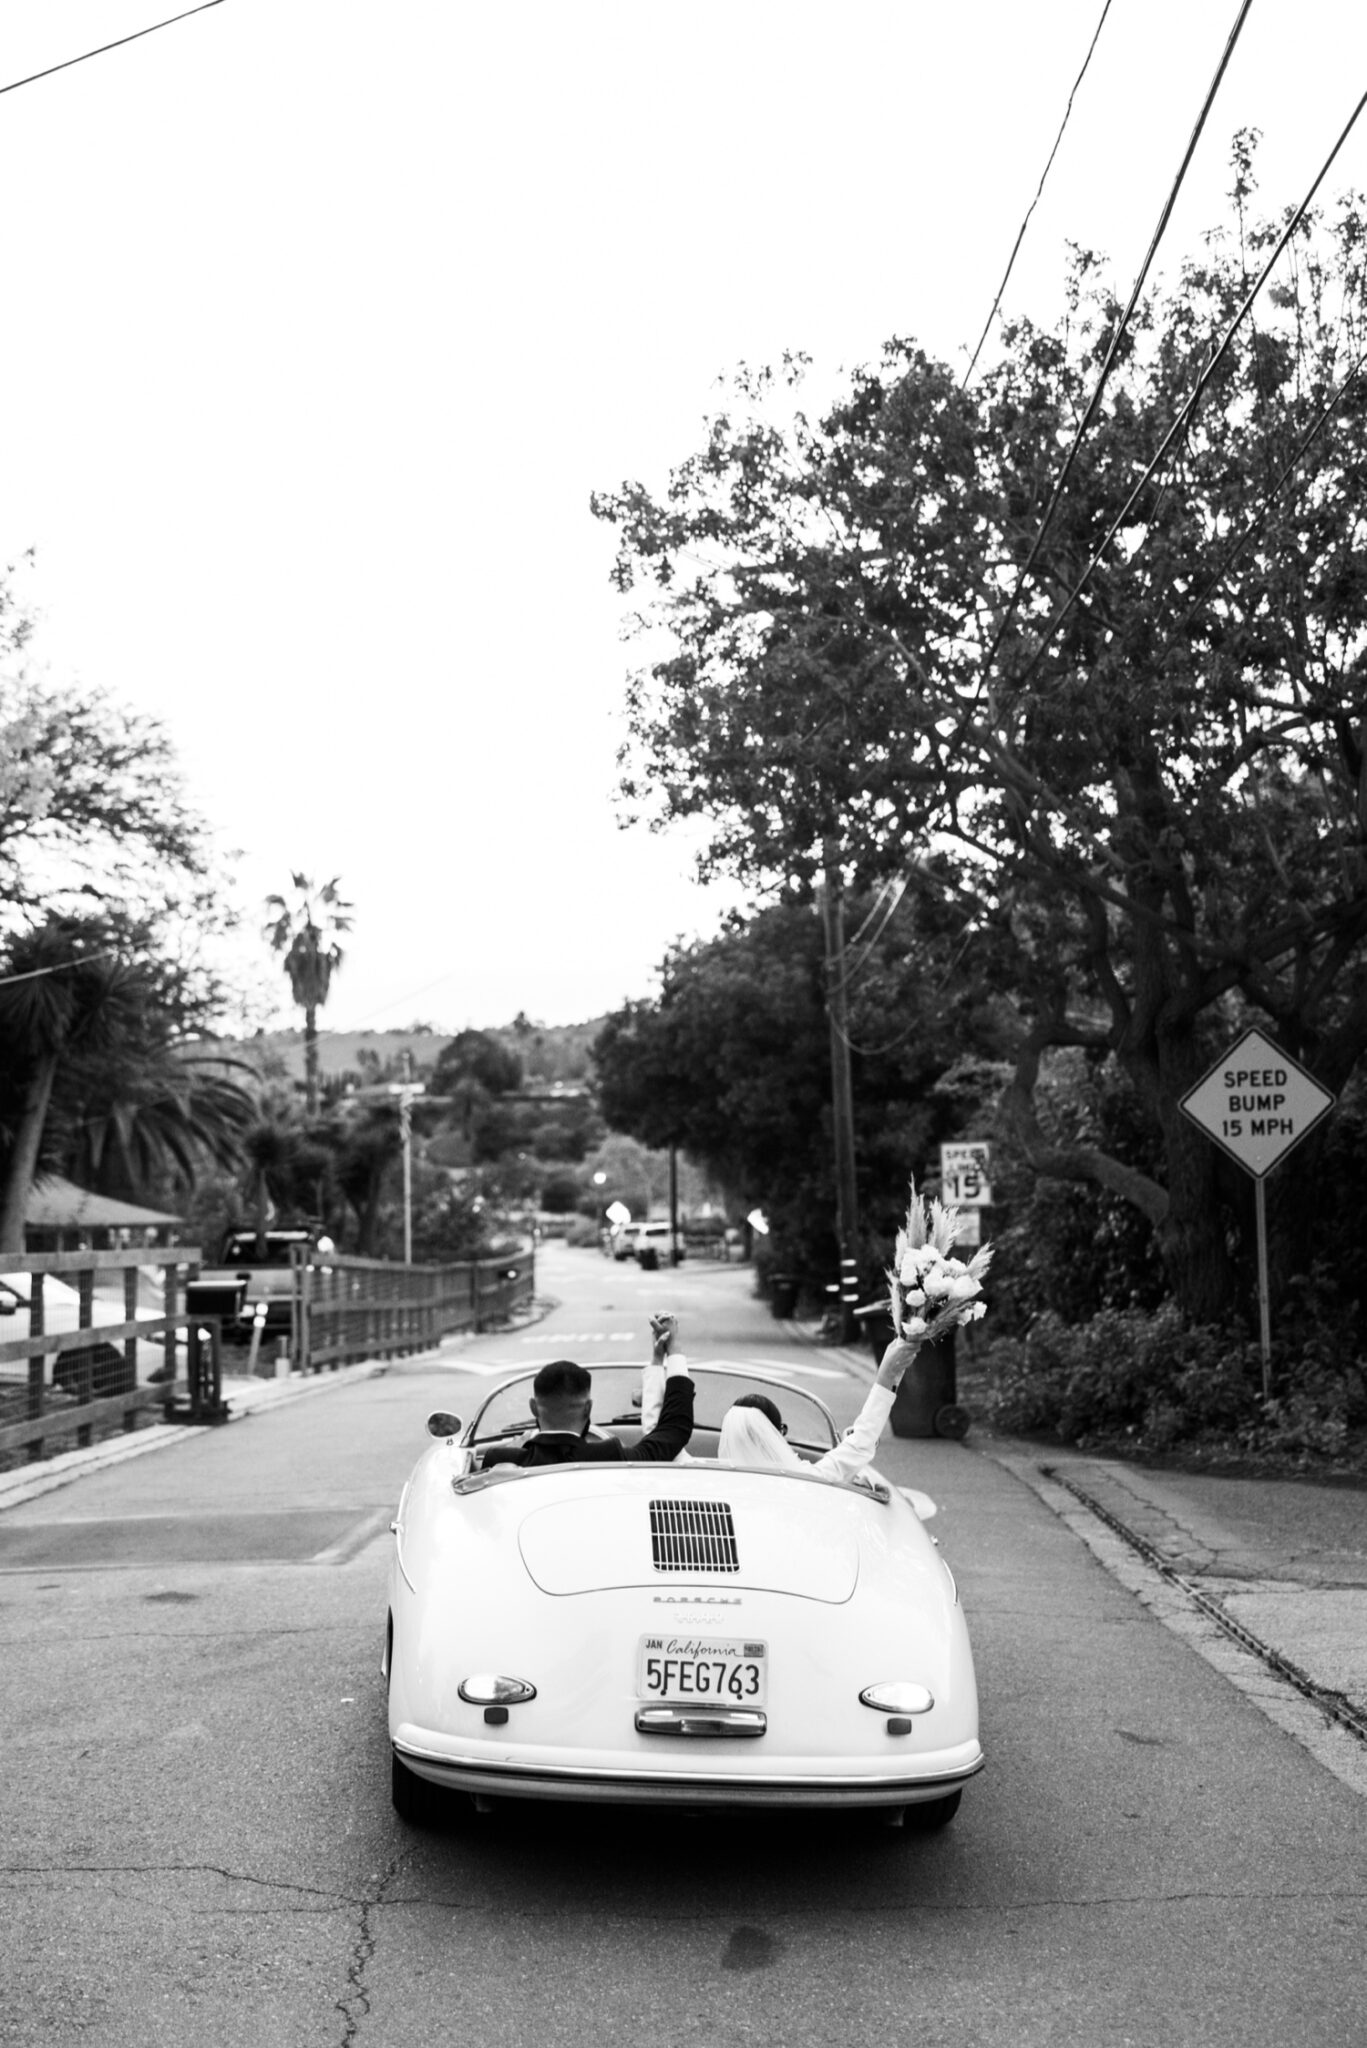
xmin=978 ymin=1301 xmax=1367 ymax=1466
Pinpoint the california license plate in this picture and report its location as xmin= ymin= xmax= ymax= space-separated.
xmin=638 ymin=1634 xmax=767 ymax=1705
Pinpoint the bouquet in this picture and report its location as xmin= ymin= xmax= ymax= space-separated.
xmin=887 ymin=1181 xmax=993 ymax=1343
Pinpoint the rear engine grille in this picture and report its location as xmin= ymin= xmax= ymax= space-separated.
xmin=649 ymin=1498 xmax=739 ymax=1573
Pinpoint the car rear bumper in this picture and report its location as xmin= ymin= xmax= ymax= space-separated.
xmin=392 ymin=1736 xmax=984 ymax=1809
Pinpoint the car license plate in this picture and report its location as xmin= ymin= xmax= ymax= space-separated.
xmin=638 ymin=1635 xmax=767 ymax=1705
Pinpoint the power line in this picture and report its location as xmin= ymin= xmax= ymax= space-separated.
xmin=962 ymin=0 xmax=1118 ymax=387
xmin=1019 ymin=83 xmax=1367 ymax=696
xmin=976 ymin=0 xmax=1255 ymax=688
xmin=0 ymin=950 xmax=119 ymax=989
xmin=0 ymin=1 xmax=223 ymax=98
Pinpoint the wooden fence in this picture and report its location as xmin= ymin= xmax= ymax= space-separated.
xmin=298 ymin=1244 xmax=535 ymax=1371
xmin=0 ymin=1249 xmax=213 ymax=1464
xmin=0 ymin=1241 xmax=537 ymax=1470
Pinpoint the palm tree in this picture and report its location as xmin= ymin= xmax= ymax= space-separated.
xmin=265 ymin=875 xmax=353 ymax=1115
xmin=66 ymin=1047 xmax=256 ymax=1202
xmin=0 ymin=916 xmax=259 ymax=1250
xmin=336 ymin=1102 xmax=403 ymax=1255
xmin=0 ymin=921 xmax=141 ymax=1251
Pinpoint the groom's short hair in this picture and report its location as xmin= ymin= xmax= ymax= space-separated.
xmin=533 ymin=1360 xmax=592 ymax=1402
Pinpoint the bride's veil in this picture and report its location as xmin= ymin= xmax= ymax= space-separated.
xmin=717 ymin=1402 xmax=803 ymax=1469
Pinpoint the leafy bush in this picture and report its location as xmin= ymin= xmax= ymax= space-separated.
xmin=979 ymin=1302 xmax=1367 ymax=1465
xmin=538 ymin=1169 xmax=582 ymax=1214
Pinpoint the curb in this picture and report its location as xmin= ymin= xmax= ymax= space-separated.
xmin=0 ymin=1357 xmax=388 ymax=1514
xmin=791 ymin=1319 xmax=878 ymax=1385
xmin=0 ymin=1299 xmax=558 ymax=1516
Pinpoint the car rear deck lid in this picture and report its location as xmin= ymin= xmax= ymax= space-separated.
xmin=518 ymin=1488 xmax=859 ymax=1600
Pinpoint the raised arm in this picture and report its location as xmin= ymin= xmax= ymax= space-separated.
xmin=630 ymin=1313 xmax=692 ymax=1459
xmin=638 ymin=1312 xmax=681 ymax=1434
xmin=810 ymin=1337 xmax=922 ymax=1482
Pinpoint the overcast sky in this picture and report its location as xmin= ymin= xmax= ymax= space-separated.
xmin=4 ymin=1 xmax=1364 ymax=1034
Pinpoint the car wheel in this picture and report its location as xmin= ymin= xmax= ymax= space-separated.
xmin=391 ymin=1748 xmax=438 ymax=1827
xmin=904 ymin=1788 xmax=962 ymax=1831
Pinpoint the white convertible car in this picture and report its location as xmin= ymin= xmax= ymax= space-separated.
xmin=385 ymin=1363 xmax=982 ymax=1829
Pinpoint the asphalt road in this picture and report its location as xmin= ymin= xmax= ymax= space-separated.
xmin=1 ymin=1243 xmax=1364 ymax=2047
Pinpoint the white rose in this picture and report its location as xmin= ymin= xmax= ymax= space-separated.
xmin=901 ymin=1314 xmax=928 ymax=1337
xmin=898 ymin=1248 xmax=932 ymax=1284
xmin=923 ymin=1268 xmax=954 ymax=1298
xmin=947 ymin=1274 xmax=980 ymax=1301
xmin=962 ymin=1301 xmax=986 ymax=1322
xmin=904 ymin=1287 xmax=926 ymax=1308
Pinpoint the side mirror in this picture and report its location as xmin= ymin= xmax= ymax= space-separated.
xmin=899 ymin=1487 xmax=938 ymax=1522
xmin=426 ymin=1411 xmax=463 ymax=1440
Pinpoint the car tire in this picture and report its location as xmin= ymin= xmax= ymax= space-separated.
xmin=904 ymin=1788 xmax=962 ymax=1831
xmin=391 ymin=1748 xmax=438 ymax=1828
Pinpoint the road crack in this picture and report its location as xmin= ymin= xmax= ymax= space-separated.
xmin=336 ymin=1854 xmax=400 ymax=2046
xmin=0 ymin=1861 xmax=358 ymax=1906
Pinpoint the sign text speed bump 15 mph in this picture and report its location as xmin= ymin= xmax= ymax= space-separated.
xmin=1179 ymin=1027 xmax=1335 ymax=1386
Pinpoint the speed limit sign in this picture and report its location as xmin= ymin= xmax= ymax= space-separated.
xmin=940 ymin=1142 xmax=992 ymax=1207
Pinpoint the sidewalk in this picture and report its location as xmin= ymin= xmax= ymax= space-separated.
xmin=0 ymin=1358 xmax=388 ymax=1512
xmin=0 ymin=1291 xmax=559 ymax=1515
xmin=1015 ymin=1446 xmax=1367 ymax=1720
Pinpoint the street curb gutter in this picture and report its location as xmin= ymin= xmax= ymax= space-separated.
xmin=1043 ymin=1462 xmax=1367 ymax=1751
xmin=987 ymin=1449 xmax=1367 ymax=1803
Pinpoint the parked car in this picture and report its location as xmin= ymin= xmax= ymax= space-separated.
xmin=623 ymin=1220 xmax=683 ymax=1270
xmin=196 ymin=1229 xmax=317 ymax=1341
xmin=385 ymin=1362 xmax=982 ymax=1829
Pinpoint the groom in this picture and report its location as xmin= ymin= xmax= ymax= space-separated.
xmin=484 ymin=1313 xmax=693 ymax=1467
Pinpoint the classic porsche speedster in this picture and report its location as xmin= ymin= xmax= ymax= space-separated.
xmin=385 ymin=1364 xmax=982 ymax=1827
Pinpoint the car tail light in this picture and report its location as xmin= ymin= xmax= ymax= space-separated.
xmin=458 ymin=1675 xmax=537 ymax=1705
xmin=859 ymin=1682 xmax=934 ymax=1715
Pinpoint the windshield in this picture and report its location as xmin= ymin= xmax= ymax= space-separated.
xmin=223 ymin=1235 xmax=307 ymax=1266
xmin=469 ymin=1364 xmax=838 ymax=1451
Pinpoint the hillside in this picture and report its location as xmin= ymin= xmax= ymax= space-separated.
xmin=224 ymin=1018 xmax=607 ymax=1088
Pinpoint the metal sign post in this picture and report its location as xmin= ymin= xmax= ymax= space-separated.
xmin=1179 ymin=1027 xmax=1335 ymax=1395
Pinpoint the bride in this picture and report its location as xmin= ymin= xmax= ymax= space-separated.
xmin=639 ymin=1317 xmax=922 ymax=1481
xmin=716 ymin=1336 xmax=922 ymax=1481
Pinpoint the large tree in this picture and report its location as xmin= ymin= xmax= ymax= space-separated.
xmin=594 ymin=896 xmax=1009 ymax=1284
xmin=594 ymin=159 xmax=1367 ymax=1325
xmin=0 ymin=578 xmax=211 ymax=917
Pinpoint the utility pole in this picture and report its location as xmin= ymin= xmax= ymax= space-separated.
xmin=388 ymin=1082 xmax=425 ymax=1264
xmin=819 ymin=848 xmax=860 ymax=1339
xmin=668 ymin=1141 xmax=680 ymax=1265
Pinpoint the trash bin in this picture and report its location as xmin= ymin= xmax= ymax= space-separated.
xmin=768 ymin=1276 xmax=799 ymax=1319
xmin=185 ymin=1280 xmax=246 ymax=1332
xmin=889 ymin=1329 xmax=970 ymax=1439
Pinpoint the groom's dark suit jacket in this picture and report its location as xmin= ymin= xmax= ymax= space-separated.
xmin=482 ymin=1373 xmax=695 ymax=1468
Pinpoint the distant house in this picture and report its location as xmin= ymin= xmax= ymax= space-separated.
xmin=23 ymin=1176 xmax=184 ymax=1255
